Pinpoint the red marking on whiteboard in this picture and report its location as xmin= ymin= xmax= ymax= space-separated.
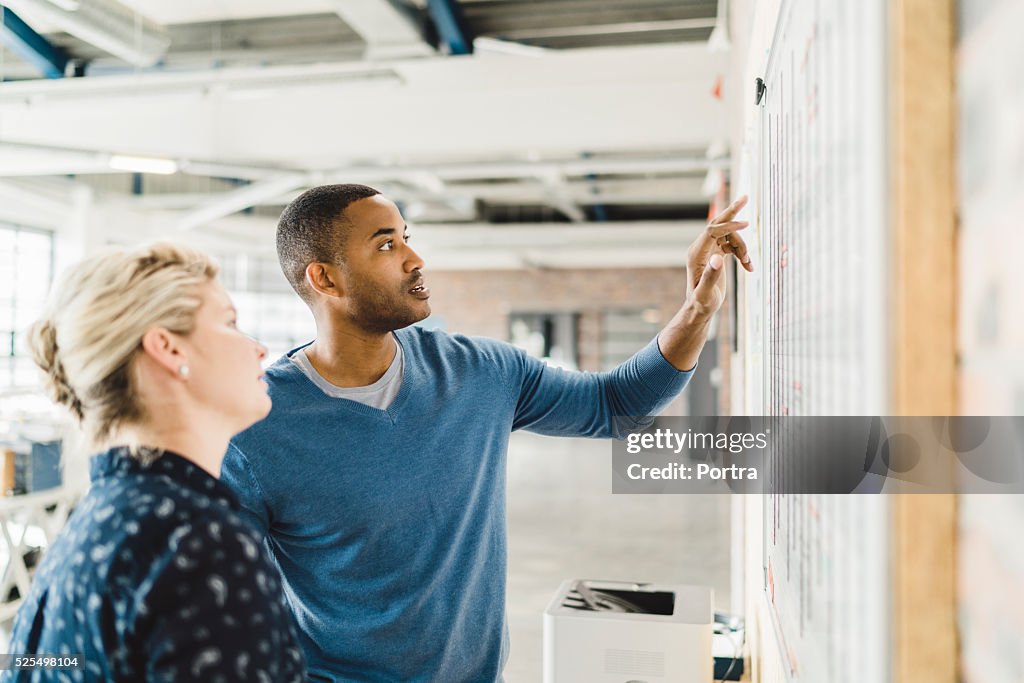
xmin=768 ymin=560 xmax=775 ymax=603
xmin=780 ymin=257 xmax=788 ymax=269
xmin=766 ymin=574 xmax=802 ymax=677
xmin=793 ymin=380 xmax=802 ymax=391
xmin=711 ymin=75 xmax=723 ymax=100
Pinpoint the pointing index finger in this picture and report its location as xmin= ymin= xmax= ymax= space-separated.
xmin=712 ymin=195 xmax=749 ymax=224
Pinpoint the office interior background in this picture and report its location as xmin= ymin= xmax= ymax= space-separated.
xmin=0 ymin=0 xmax=1021 ymax=681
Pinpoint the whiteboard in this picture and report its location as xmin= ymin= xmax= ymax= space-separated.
xmin=736 ymin=0 xmax=892 ymax=681
xmin=755 ymin=0 xmax=888 ymax=417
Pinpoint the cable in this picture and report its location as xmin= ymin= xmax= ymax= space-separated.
xmin=716 ymin=624 xmax=745 ymax=681
xmin=714 ymin=612 xmax=745 ymax=681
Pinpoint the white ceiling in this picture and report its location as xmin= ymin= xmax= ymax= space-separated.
xmin=118 ymin=0 xmax=341 ymax=26
xmin=0 ymin=1 xmax=731 ymax=267
xmin=0 ymin=43 xmax=728 ymax=164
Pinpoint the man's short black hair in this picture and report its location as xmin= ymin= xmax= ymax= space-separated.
xmin=276 ymin=183 xmax=381 ymax=302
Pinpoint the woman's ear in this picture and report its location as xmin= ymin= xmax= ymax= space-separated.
xmin=139 ymin=327 xmax=186 ymax=378
xmin=306 ymin=262 xmax=344 ymax=298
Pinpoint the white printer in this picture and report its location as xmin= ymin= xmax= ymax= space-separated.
xmin=543 ymin=580 xmax=713 ymax=683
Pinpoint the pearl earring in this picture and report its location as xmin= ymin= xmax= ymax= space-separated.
xmin=178 ymin=364 xmax=190 ymax=379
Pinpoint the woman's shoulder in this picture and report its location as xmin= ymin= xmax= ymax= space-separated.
xmin=13 ymin=473 xmax=263 ymax=637
xmin=90 ymin=466 xmax=246 ymax=524
xmin=62 ymin=472 xmax=259 ymax=580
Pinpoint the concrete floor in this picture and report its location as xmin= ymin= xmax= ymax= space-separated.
xmin=505 ymin=431 xmax=732 ymax=682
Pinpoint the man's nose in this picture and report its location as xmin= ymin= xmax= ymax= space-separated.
xmin=405 ymin=244 xmax=425 ymax=272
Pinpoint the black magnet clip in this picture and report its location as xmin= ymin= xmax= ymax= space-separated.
xmin=755 ymin=77 xmax=766 ymax=105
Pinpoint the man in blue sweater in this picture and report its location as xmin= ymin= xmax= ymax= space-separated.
xmin=221 ymin=184 xmax=751 ymax=682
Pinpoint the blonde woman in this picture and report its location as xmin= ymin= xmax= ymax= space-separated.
xmin=4 ymin=243 xmax=305 ymax=682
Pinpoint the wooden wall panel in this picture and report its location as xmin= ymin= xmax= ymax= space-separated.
xmin=889 ymin=0 xmax=958 ymax=682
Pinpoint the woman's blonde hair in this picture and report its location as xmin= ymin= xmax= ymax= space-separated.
xmin=27 ymin=242 xmax=219 ymax=447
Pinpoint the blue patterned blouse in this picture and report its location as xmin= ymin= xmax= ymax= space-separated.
xmin=4 ymin=447 xmax=306 ymax=682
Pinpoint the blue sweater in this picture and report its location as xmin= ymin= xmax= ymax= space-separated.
xmin=221 ymin=327 xmax=692 ymax=682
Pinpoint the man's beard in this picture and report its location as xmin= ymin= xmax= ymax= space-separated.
xmin=346 ymin=278 xmax=428 ymax=334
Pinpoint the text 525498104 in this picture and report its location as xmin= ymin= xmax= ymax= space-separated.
xmin=1 ymin=654 xmax=83 ymax=670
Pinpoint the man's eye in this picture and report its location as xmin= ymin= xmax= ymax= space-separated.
xmin=379 ymin=240 xmax=393 ymax=251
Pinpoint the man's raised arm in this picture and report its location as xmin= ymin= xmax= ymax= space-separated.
xmin=658 ymin=195 xmax=752 ymax=372
xmin=503 ymin=195 xmax=753 ymax=438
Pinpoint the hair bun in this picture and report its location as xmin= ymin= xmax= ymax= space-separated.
xmin=28 ymin=319 xmax=85 ymax=421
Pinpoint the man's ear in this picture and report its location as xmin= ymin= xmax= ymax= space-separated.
xmin=139 ymin=327 xmax=184 ymax=377
xmin=306 ymin=262 xmax=344 ymax=298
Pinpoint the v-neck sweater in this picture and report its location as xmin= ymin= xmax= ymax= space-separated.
xmin=221 ymin=325 xmax=693 ymax=682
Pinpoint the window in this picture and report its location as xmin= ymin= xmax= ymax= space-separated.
xmin=508 ymin=312 xmax=579 ymax=370
xmin=601 ymin=308 xmax=662 ymax=371
xmin=214 ymin=252 xmax=316 ymax=360
xmin=0 ymin=225 xmax=54 ymax=391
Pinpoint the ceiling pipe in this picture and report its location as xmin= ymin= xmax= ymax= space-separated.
xmin=170 ymin=155 xmax=727 ymax=230
xmin=708 ymin=0 xmax=731 ymax=52
xmin=181 ymin=156 xmax=730 ymax=187
xmin=0 ymin=139 xmax=728 ymax=182
xmin=0 ymin=61 xmax=404 ymax=101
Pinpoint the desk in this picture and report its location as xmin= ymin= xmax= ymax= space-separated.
xmin=0 ymin=487 xmax=79 ymax=621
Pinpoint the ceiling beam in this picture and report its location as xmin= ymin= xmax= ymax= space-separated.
xmin=392 ymin=221 xmax=706 ymax=270
xmin=414 ymin=221 xmax=704 ymax=247
xmin=537 ymin=171 xmax=584 ymax=222
xmin=0 ymin=44 xmax=729 ymax=161
xmin=170 ymin=155 xmax=723 ymax=229
xmin=176 ymin=172 xmax=312 ymax=231
xmin=490 ymin=17 xmax=717 ymax=41
xmin=123 ymin=176 xmax=709 ymax=213
xmin=3 ymin=0 xmax=170 ymax=67
xmin=0 ymin=177 xmax=86 ymax=227
xmin=329 ymin=0 xmax=434 ymax=59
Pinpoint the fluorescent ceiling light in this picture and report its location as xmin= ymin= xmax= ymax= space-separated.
xmin=109 ymin=154 xmax=177 ymax=174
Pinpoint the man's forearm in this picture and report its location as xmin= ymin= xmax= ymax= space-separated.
xmin=657 ymin=300 xmax=715 ymax=372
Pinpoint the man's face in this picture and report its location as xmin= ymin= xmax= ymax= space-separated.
xmin=336 ymin=195 xmax=430 ymax=333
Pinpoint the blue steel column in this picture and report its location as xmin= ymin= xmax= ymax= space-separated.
xmin=1 ymin=7 xmax=67 ymax=79
xmin=426 ymin=0 xmax=472 ymax=55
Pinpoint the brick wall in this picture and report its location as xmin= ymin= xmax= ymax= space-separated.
xmin=422 ymin=267 xmax=688 ymax=372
